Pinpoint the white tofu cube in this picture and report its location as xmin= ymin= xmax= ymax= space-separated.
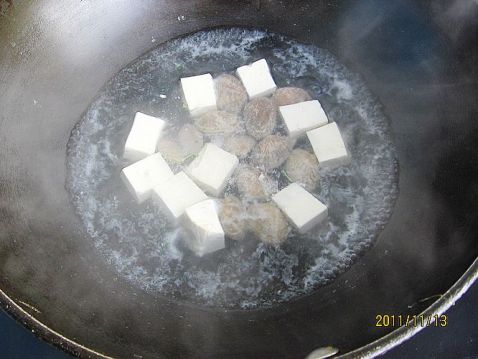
xmin=236 ymin=59 xmax=277 ymax=99
xmin=183 ymin=199 xmax=225 ymax=257
xmin=121 ymin=152 xmax=174 ymax=204
xmin=124 ymin=112 xmax=166 ymax=162
xmin=307 ymin=122 xmax=350 ymax=168
xmin=153 ymin=171 xmax=208 ymax=222
xmin=181 ymin=74 xmax=217 ymax=117
xmin=272 ymin=183 xmax=328 ymax=234
xmin=186 ymin=143 xmax=239 ymax=197
xmin=279 ymin=100 xmax=328 ymax=137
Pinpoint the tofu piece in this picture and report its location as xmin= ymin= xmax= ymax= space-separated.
xmin=153 ymin=171 xmax=208 ymax=222
xmin=181 ymin=74 xmax=217 ymax=117
xmin=236 ymin=59 xmax=277 ymax=99
xmin=186 ymin=143 xmax=239 ymax=196
xmin=307 ymin=122 xmax=350 ymax=168
xmin=124 ymin=112 xmax=166 ymax=162
xmin=279 ymin=100 xmax=328 ymax=137
xmin=272 ymin=183 xmax=328 ymax=234
xmin=121 ymin=152 xmax=174 ymax=203
xmin=183 ymin=199 xmax=225 ymax=257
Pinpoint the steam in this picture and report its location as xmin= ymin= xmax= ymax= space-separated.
xmin=433 ymin=0 xmax=478 ymax=41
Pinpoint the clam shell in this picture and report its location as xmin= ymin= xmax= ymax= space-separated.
xmin=272 ymin=87 xmax=312 ymax=106
xmin=178 ymin=124 xmax=204 ymax=156
xmin=235 ymin=165 xmax=271 ymax=201
xmin=248 ymin=202 xmax=289 ymax=246
xmin=224 ymin=134 xmax=256 ymax=159
xmin=157 ymin=137 xmax=184 ymax=164
xmin=195 ymin=110 xmax=240 ymax=135
xmin=215 ymin=74 xmax=248 ymax=115
xmin=244 ymin=97 xmax=277 ymax=140
xmin=252 ymin=135 xmax=292 ymax=171
xmin=284 ymin=148 xmax=320 ymax=191
xmin=218 ymin=196 xmax=247 ymax=241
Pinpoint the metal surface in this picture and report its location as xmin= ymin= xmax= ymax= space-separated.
xmin=0 ymin=0 xmax=477 ymax=358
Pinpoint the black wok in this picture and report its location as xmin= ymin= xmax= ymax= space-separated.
xmin=0 ymin=0 xmax=477 ymax=358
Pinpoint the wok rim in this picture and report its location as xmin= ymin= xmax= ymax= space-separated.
xmin=0 ymin=258 xmax=476 ymax=358
xmin=0 ymin=0 xmax=476 ymax=357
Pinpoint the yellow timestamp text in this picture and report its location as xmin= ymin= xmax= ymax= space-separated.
xmin=375 ymin=314 xmax=448 ymax=328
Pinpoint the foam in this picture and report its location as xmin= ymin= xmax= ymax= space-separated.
xmin=66 ymin=28 xmax=398 ymax=309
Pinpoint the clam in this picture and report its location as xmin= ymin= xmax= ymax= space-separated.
xmin=178 ymin=124 xmax=203 ymax=156
xmin=218 ymin=196 xmax=247 ymax=241
xmin=248 ymin=202 xmax=289 ymax=246
xmin=284 ymin=148 xmax=319 ymax=191
xmin=194 ymin=110 xmax=241 ymax=135
xmin=235 ymin=165 xmax=274 ymax=201
xmin=244 ymin=97 xmax=277 ymax=140
xmin=252 ymin=135 xmax=292 ymax=171
xmin=215 ymin=74 xmax=248 ymax=115
xmin=272 ymin=87 xmax=312 ymax=106
xmin=157 ymin=137 xmax=184 ymax=164
xmin=223 ymin=134 xmax=256 ymax=159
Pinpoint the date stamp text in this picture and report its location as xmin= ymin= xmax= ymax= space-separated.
xmin=375 ymin=314 xmax=448 ymax=328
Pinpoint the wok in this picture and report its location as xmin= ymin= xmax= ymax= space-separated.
xmin=0 ymin=0 xmax=477 ymax=358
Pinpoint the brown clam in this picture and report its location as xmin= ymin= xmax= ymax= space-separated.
xmin=157 ymin=137 xmax=184 ymax=164
xmin=215 ymin=74 xmax=248 ymax=115
xmin=178 ymin=124 xmax=204 ymax=156
xmin=272 ymin=87 xmax=312 ymax=106
xmin=244 ymin=97 xmax=277 ymax=140
xmin=218 ymin=196 xmax=247 ymax=241
xmin=248 ymin=202 xmax=289 ymax=246
xmin=284 ymin=148 xmax=320 ymax=191
xmin=252 ymin=135 xmax=292 ymax=171
xmin=195 ymin=110 xmax=240 ymax=135
xmin=235 ymin=165 xmax=274 ymax=201
xmin=223 ymin=134 xmax=256 ymax=159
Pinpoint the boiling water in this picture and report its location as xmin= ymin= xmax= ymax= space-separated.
xmin=66 ymin=28 xmax=398 ymax=309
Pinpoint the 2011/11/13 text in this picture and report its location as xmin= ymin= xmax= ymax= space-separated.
xmin=375 ymin=314 xmax=448 ymax=328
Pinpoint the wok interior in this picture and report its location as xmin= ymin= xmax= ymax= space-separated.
xmin=0 ymin=1 xmax=477 ymax=358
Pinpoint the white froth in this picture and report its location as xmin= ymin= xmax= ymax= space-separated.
xmin=332 ymin=78 xmax=354 ymax=102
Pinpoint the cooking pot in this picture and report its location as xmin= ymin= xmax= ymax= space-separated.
xmin=0 ymin=0 xmax=477 ymax=358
